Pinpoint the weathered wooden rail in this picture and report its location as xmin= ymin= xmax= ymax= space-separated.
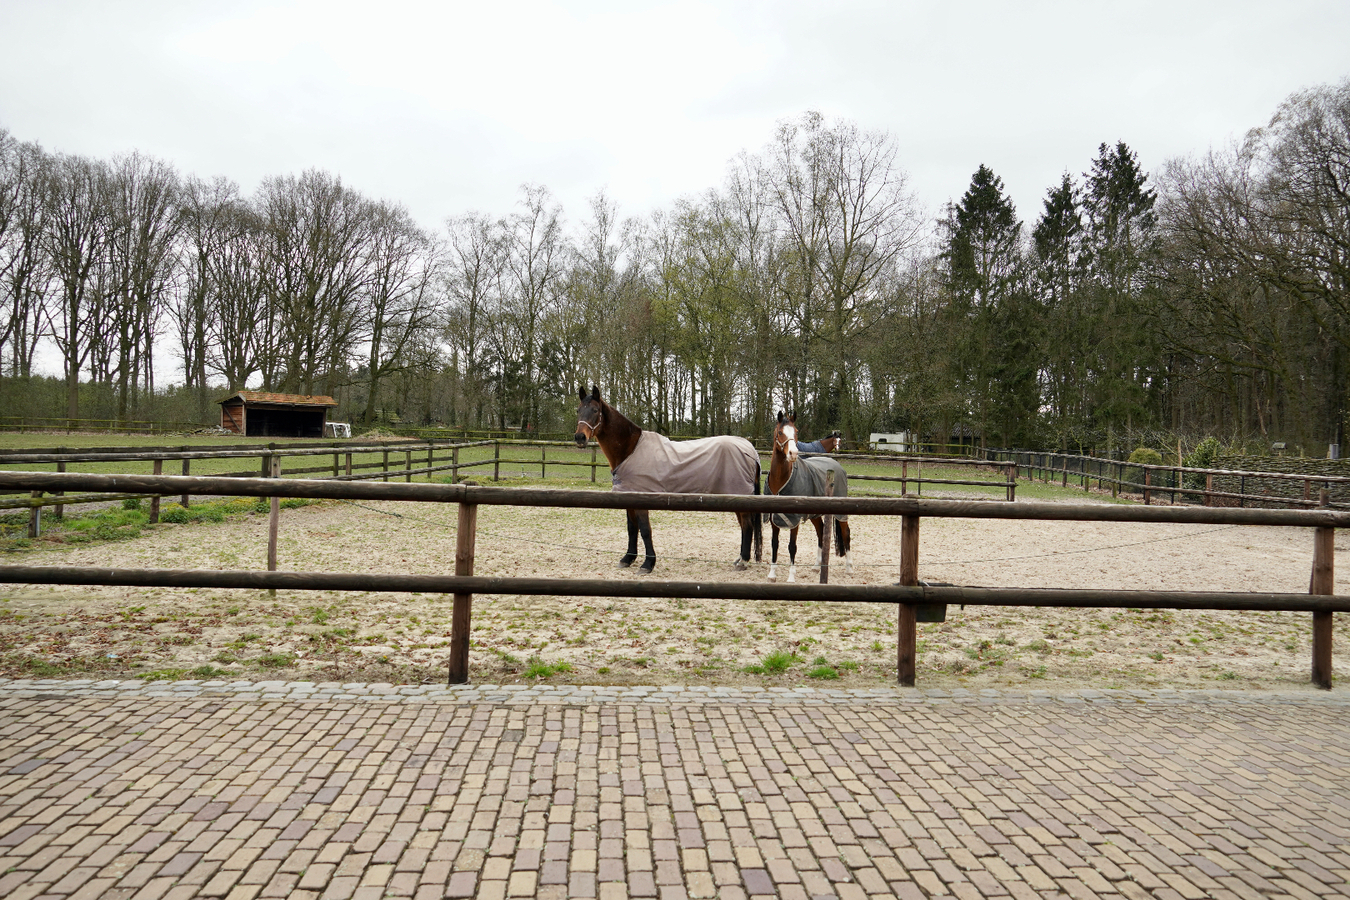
xmin=989 ymin=448 xmax=1349 ymax=510
xmin=1 ymin=441 xmax=1014 ymax=529
xmin=0 ymin=470 xmax=1345 ymax=689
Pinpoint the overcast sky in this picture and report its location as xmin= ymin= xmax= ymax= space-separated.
xmin=2 ymin=0 xmax=1349 ymax=236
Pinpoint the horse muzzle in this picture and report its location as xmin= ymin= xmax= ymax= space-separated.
xmin=574 ymin=432 xmax=588 ymax=447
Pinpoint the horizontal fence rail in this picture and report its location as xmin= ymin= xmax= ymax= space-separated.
xmin=3 ymin=566 xmax=1346 ymax=613
xmin=0 ymin=470 xmax=1345 ymax=690
xmin=988 ymin=449 xmax=1349 ymax=510
xmin=5 ymin=470 xmax=1350 ymax=525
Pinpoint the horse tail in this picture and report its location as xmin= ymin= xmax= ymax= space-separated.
xmin=834 ymin=517 xmax=845 ymax=556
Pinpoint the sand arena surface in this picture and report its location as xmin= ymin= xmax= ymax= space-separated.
xmin=1 ymin=492 xmax=1347 ymax=691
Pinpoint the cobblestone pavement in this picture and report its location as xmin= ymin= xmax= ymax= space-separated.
xmin=1 ymin=681 xmax=1347 ymax=900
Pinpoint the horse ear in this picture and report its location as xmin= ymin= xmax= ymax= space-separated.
xmin=591 ymin=385 xmax=601 ymax=401
xmin=776 ymin=410 xmax=784 ymax=423
xmin=579 ymin=386 xmax=587 ymax=402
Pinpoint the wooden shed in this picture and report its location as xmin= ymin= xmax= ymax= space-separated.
xmin=217 ymin=391 xmax=338 ymax=438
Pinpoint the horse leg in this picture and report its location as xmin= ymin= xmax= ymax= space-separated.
xmin=837 ymin=520 xmax=853 ymax=574
xmin=767 ymin=523 xmax=780 ymax=582
xmin=636 ymin=509 xmax=656 ymax=575
xmin=787 ymin=526 xmax=799 ymax=583
xmin=735 ymin=512 xmax=757 ymax=570
xmin=619 ymin=510 xmax=639 ymax=568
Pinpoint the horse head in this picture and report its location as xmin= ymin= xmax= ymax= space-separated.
xmin=773 ymin=410 xmax=799 ymax=464
xmin=575 ymin=385 xmax=603 ymax=447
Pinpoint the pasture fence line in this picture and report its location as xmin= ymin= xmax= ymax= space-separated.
xmin=0 ymin=416 xmax=202 ymax=434
xmin=1 ymin=439 xmax=1011 ymax=530
xmin=987 ymin=448 xmax=1349 ymax=510
xmin=0 ymin=470 xmax=1346 ymax=689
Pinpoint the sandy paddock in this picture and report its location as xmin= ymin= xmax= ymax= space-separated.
xmin=1 ymin=491 xmax=1347 ymax=691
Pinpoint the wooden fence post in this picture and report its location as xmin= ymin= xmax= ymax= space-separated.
xmin=180 ymin=448 xmax=191 ymax=508
xmin=149 ymin=459 xmax=162 ymax=524
xmin=404 ymin=449 xmax=412 ymax=483
xmin=267 ymin=452 xmax=280 ymax=595
xmin=541 ymin=445 xmax=547 ymax=480
xmin=1205 ymin=473 xmax=1213 ymax=507
xmin=345 ymin=452 xmax=352 ymax=477
xmin=493 ymin=441 xmax=500 ymax=482
xmin=452 ymin=445 xmax=459 ymax=483
xmin=591 ymin=445 xmax=597 ymax=483
xmin=1144 ymin=469 xmax=1151 ymax=505
xmin=898 ymin=514 xmax=920 ymax=686
xmin=382 ymin=449 xmax=389 ymax=483
xmin=448 ymin=501 xmax=478 ymax=684
xmin=27 ymin=491 xmax=41 ymax=538
xmin=820 ymin=471 xmax=834 ymax=584
xmin=1312 ymin=521 xmax=1334 ymax=690
xmin=54 ymin=450 xmax=66 ymax=519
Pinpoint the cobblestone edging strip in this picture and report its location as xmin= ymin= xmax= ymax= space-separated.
xmin=1 ymin=681 xmax=1347 ymax=900
xmin=5 ymin=677 xmax=1350 ymax=706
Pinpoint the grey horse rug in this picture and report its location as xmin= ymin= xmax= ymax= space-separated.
xmin=611 ymin=432 xmax=760 ymax=495
xmin=769 ymin=456 xmax=849 ymax=530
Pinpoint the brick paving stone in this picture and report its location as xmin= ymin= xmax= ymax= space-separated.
xmin=3 ymin=686 xmax=1350 ymax=900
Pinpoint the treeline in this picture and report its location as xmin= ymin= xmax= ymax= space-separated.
xmin=1 ymin=80 xmax=1346 ymax=454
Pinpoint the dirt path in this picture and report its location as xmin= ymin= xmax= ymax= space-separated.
xmin=2 ymin=493 xmax=1347 ymax=691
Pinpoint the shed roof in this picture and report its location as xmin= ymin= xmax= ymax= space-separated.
xmin=217 ymin=391 xmax=338 ymax=408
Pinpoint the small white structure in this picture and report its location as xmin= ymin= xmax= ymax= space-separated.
xmin=869 ymin=432 xmax=914 ymax=451
xmin=323 ymin=422 xmax=352 ymax=439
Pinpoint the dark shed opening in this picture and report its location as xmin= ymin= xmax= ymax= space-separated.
xmin=217 ymin=392 xmax=338 ymax=439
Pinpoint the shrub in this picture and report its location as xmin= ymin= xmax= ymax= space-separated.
xmin=1127 ymin=447 xmax=1162 ymax=465
xmin=1183 ymin=436 xmax=1222 ymax=492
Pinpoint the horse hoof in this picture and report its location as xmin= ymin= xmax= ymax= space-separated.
xmin=733 ymin=558 xmax=748 ymax=571
xmin=638 ymin=565 xmax=654 ymax=576
xmin=617 ymin=559 xmax=634 ymax=569
xmin=767 ymin=571 xmax=777 ymax=582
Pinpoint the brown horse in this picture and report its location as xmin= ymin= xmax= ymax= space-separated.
xmin=575 ymin=386 xmax=763 ymax=575
xmin=765 ymin=411 xmax=852 ymax=583
xmin=795 ymin=430 xmax=842 ymax=454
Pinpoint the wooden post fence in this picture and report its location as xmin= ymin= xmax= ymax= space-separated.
xmin=267 ymin=452 xmax=280 ymax=585
xmin=54 ymin=450 xmax=66 ymax=519
xmin=2 ymin=470 xmax=1346 ymax=688
xmin=149 ymin=459 xmax=162 ymax=524
xmin=898 ymin=514 xmax=920 ymax=686
xmin=449 ymin=500 xmax=477 ymax=684
xmin=180 ymin=447 xmax=191 ymax=508
xmin=27 ymin=492 xmax=40 ymax=538
xmin=820 ymin=471 xmax=834 ymax=584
